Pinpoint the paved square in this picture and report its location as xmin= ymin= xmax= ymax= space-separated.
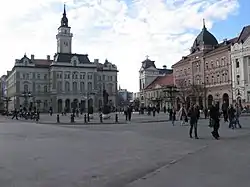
xmin=0 ymin=115 xmax=250 ymax=187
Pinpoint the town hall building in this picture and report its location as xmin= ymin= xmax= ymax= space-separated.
xmin=6 ymin=5 xmax=118 ymax=112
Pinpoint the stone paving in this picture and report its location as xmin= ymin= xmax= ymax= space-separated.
xmin=0 ymin=115 xmax=249 ymax=187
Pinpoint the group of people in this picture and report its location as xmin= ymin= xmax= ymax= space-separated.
xmin=174 ymin=101 xmax=243 ymax=140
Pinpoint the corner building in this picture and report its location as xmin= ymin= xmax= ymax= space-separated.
xmin=172 ymin=22 xmax=233 ymax=108
xmin=6 ymin=5 xmax=118 ymax=112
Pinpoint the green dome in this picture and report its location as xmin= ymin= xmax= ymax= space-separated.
xmin=192 ymin=26 xmax=218 ymax=52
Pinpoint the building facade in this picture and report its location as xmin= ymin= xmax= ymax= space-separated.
xmin=143 ymin=73 xmax=174 ymax=108
xmin=117 ymin=88 xmax=133 ymax=107
xmin=172 ymin=21 xmax=234 ymax=108
xmin=139 ymin=57 xmax=173 ymax=107
xmin=6 ymin=5 xmax=118 ymax=112
xmin=231 ymin=25 xmax=250 ymax=106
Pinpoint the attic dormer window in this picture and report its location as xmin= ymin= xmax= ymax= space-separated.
xmin=73 ymin=60 xmax=77 ymax=66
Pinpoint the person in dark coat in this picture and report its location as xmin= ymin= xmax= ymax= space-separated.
xmin=210 ymin=102 xmax=220 ymax=139
xmin=204 ymin=107 xmax=208 ymax=119
xmin=221 ymin=101 xmax=229 ymax=122
xmin=228 ymin=104 xmax=236 ymax=129
xmin=188 ymin=104 xmax=199 ymax=139
xmin=171 ymin=107 xmax=176 ymax=126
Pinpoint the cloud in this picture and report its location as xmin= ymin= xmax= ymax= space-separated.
xmin=0 ymin=0 xmax=239 ymax=92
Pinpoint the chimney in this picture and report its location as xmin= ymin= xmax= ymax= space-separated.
xmin=47 ymin=55 xmax=50 ymax=60
xmin=163 ymin=65 xmax=167 ymax=69
xmin=31 ymin=54 xmax=34 ymax=60
xmin=94 ymin=59 xmax=99 ymax=63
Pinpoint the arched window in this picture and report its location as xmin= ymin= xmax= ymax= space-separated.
xmin=80 ymin=82 xmax=85 ymax=92
xmin=65 ymin=81 xmax=70 ymax=92
xmin=87 ymin=82 xmax=92 ymax=91
xmin=24 ymin=84 xmax=28 ymax=92
xmin=44 ymin=85 xmax=48 ymax=93
xmin=73 ymin=82 xmax=77 ymax=92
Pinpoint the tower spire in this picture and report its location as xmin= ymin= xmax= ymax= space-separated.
xmin=60 ymin=3 xmax=68 ymax=27
xmin=63 ymin=3 xmax=66 ymax=15
xmin=203 ymin=18 xmax=206 ymax=29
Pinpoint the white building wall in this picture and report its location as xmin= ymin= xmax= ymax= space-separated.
xmin=231 ymin=36 xmax=250 ymax=104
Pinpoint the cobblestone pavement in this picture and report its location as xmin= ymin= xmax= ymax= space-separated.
xmin=0 ymin=116 xmax=249 ymax=187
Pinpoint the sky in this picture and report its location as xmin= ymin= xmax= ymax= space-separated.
xmin=0 ymin=0 xmax=248 ymax=92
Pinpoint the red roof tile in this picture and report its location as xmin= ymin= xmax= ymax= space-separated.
xmin=145 ymin=73 xmax=174 ymax=90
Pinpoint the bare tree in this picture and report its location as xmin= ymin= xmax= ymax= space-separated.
xmin=176 ymin=79 xmax=205 ymax=105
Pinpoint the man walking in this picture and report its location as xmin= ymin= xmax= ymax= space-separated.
xmin=235 ymin=103 xmax=242 ymax=128
xmin=210 ymin=102 xmax=220 ymax=139
xmin=228 ymin=104 xmax=236 ymax=129
xmin=222 ymin=101 xmax=228 ymax=122
xmin=188 ymin=104 xmax=199 ymax=139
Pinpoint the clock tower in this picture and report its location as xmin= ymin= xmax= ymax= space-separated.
xmin=56 ymin=4 xmax=73 ymax=54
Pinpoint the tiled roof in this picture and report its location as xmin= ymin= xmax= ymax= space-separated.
xmin=54 ymin=53 xmax=92 ymax=64
xmin=141 ymin=58 xmax=156 ymax=69
xmin=145 ymin=73 xmax=174 ymax=90
xmin=157 ymin=68 xmax=173 ymax=75
xmin=237 ymin=25 xmax=250 ymax=43
xmin=204 ymin=37 xmax=237 ymax=56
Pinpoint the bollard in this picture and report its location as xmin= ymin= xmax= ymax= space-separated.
xmin=115 ymin=113 xmax=118 ymax=123
xmin=57 ymin=114 xmax=60 ymax=123
xmin=87 ymin=113 xmax=90 ymax=122
xmin=84 ymin=114 xmax=87 ymax=123
xmin=100 ymin=113 xmax=103 ymax=123
xmin=70 ymin=114 xmax=75 ymax=123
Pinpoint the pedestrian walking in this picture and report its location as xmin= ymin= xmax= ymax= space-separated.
xmin=235 ymin=103 xmax=242 ymax=128
xmin=12 ymin=108 xmax=19 ymax=120
xmin=228 ymin=104 xmax=236 ymax=129
xmin=171 ymin=107 xmax=176 ymax=126
xmin=222 ymin=101 xmax=229 ymax=122
xmin=178 ymin=105 xmax=188 ymax=126
xmin=210 ymin=102 xmax=220 ymax=139
xmin=188 ymin=104 xmax=199 ymax=139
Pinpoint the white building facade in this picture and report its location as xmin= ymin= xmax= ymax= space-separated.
xmin=231 ymin=25 xmax=250 ymax=106
xmin=6 ymin=5 xmax=118 ymax=112
xmin=139 ymin=58 xmax=172 ymax=107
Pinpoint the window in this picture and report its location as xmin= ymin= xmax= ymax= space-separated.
xmin=37 ymin=85 xmax=41 ymax=92
xmin=211 ymin=61 xmax=214 ymax=68
xmin=211 ymin=76 xmax=214 ymax=84
xmin=206 ymin=62 xmax=208 ymax=69
xmin=88 ymin=74 xmax=92 ymax=80
xmin=80 ymin=75 xmax=82 ymax=79
xmin=247 ymin=91 xmax=250 ymax=102
xmin=221 ymin=58 xmax=225 ymax=66
xmin=236 ymin=59 xmax=239 ymax=68
xmin=80 ymin=82 xmax=85 ymax=92
xmin=217 ymin=74 xmax=220 ymax=84
xmin=44 ymin=85 xmax=48 ymax=93
xmin=222 ymin=73 xmax=225 ymax=82
xmin=44 ymin=74 xmax=47 ymax=80
xmin=24 ymin=84 xmax=28 ymax=92
xmin=88 ymin=82 xmax=92 ymax=91
xmin=206 ymin=76 xmax=209 ymax=84
xmin=65 ymin=81 xmax=70 ymax=92
xmin=237 ymin=75 xmax=240 ymax=85
xmin=248 ymin=57 xmax=250 ymax=66
xmin=57 ymin=81 xmax=62 ymax=92
xmin=37 ymin=74 xmax=40 ymax=79
xmin=102 ymin=75 xmax=105 ymax=80
xmin=26 ymin=73 xmax=29 ymax=79
xmin=73 ymin=82 xmax=77 ymax=92
xmin=216 ymin=59 xmax=219 ymax=67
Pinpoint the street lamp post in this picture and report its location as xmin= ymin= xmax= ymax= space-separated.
xmin=21 ymin=91 xmax=32 ymax=109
